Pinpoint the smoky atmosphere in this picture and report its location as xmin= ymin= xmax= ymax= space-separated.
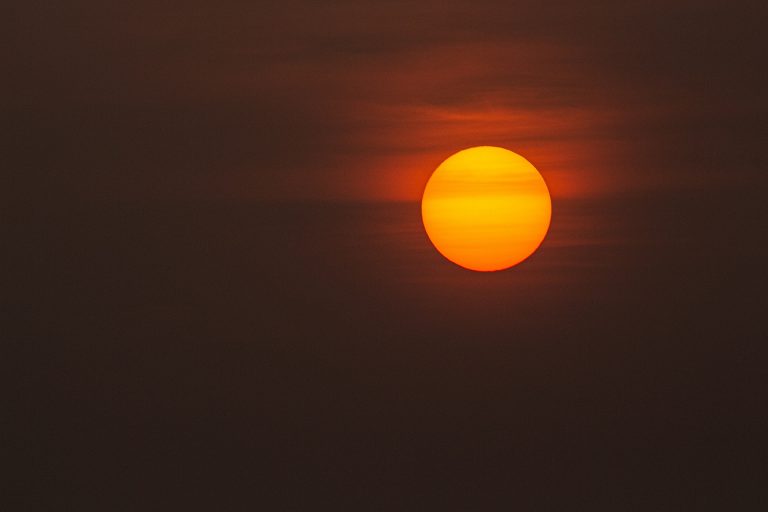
xmin=5 ymin=1 xmax=768 ymax=510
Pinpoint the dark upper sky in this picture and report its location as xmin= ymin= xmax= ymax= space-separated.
xmin=7 ymin=1 xmax=766 ymax=202
xmin=6 ymin=1 xmax=768 ymax=510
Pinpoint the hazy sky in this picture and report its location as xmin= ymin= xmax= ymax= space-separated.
xmin=7 ymin=2 xmax=768 ymax=509
xmin=8 ymin=1 xmax=765 ymax=203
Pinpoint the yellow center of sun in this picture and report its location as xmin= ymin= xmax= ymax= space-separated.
xmin=421 ymin=146 xmax=552 ymax=271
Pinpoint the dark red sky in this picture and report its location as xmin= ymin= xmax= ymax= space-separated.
xmin=8 ymin=1 xmax=765 ymax=202
xmin=6 ymin=2 xmax=768 ymax=509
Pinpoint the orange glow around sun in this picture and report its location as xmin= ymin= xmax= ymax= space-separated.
xmin=421 ymin=146 xmax=552 ymax=272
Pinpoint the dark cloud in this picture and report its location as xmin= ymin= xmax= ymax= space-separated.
xmin=7 ymin=1 xmax=765 ymax=203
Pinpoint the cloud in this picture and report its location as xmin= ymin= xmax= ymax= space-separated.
xmin=6 ymin=1 xmax=765 ymax=203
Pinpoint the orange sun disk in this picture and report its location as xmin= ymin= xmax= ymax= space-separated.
xmin=421 ymin=146 xmax=552 ymax=271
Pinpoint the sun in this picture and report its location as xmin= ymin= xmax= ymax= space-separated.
xmin=421 ymin=146 xmax=552 ymax=272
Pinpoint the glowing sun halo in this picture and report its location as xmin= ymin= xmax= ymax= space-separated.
xmin=421 ymin=146 xmax=552 ymax=272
